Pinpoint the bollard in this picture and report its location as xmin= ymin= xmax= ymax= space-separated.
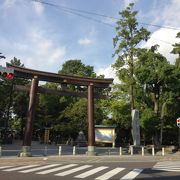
xmin=0 ymin=146 xmax=2 ymax=157
xmin=130 ymin=146 xmax=133 ymax=155
xmin=152 ymin=146 xmax=155 ymax=156
xmin=142 ymin=146 xmax=144 ymax=156
xmin=162 ymin=147 xmax=165 ymax=156
xmin=119 ymin=147 xmax=122 ymax=156
xmin=73 ymin=146 xmax=76 ymax=155
xmin=108 ymin=149 xmax=110 ymax=156
xmin=44 ymin=146 xmax=47 ymax=156
xmin=58 ymin=146 xmax=62 ymax=156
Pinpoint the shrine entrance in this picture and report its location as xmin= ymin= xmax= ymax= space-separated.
xmin=7 ymin=63 xmax=113 ymax=156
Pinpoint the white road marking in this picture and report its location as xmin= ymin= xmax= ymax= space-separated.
xmin=95 ymin=167 xmax=125 ymax=180
xmin=152 ymin=168 xmax=180 ymax=172
xmin=36 ymin=164 xmax=78 ymax=175
xmin=74 ymin=166 xmax=108 ymax=178
xmin=3 ymin=165 xmax=39 ymax=172
xmin=153 ymin=161 xmax=180 ymax=172
xmin=120 ymin=168 xmax=143 ymax=180
xmin=0 ymin=166 xmax=13 ymax=169
xmin=19 ymin=164 xmax=60 ymax=173
xmin=55 ymin=165 xmax=92 ymax=176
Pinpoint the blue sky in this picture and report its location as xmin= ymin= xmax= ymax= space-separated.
xmin=0 ymin=0 xmax=180 ymax=81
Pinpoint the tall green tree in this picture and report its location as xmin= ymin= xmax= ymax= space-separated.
xmin=10 ymin=58 xmax=29 ymax=139
xmin=135 ymin=46 xmax=179 ymax=145
xmin=112 ymin=3 xmax=150 ymax=110
xmin=171 ymin=32 xmax=180 ymax=67
xmin=59 ymin=59 xmax=96 ymax=78
xmin=0 ymin=57 xmax=29 ymax=141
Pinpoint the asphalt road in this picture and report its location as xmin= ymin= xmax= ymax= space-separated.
xmin=0 ymin=156 xmax=180 ymax=180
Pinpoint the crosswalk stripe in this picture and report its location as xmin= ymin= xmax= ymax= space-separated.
xmin=19 ymin=164 xmax=61 ymax=173
xmin=153 ymin=161 xmax=180 ymax=172
xmin=152 ymin=168 xmax=180 ymax=172
xmin=3 ymin=165 xmax=39 ymax=172
xmin=120 ymin=168 xmax=143 ymax=180
xmin=156 ymin=161 xmax=180 ymax=165
xmin=95 ymin=167 xmax=125 ymax=180
xmin=36 ymin=164 xmax=78 ymax=175
xmin=154 ymin=165 xmax=180 ymax=168
xmin=0 ymin=166 xmax=13 ymax=169
xmin=74 ymin=166 xmax=108 ymax=178
xmin=55 ymin=165 xmax=92 ymax=176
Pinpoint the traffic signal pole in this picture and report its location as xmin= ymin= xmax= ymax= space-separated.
xmin=20 ymin=76 xmax=39 ymax=157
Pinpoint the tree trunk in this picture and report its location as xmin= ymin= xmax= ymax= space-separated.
xmin=129 ymin=53 xmax=135 ymax=110
xmin=160 ymin=102 xmax=166 ymax=145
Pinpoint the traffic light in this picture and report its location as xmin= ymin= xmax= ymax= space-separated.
xmin=0 ymin=66 xmax=14 ymax=79
xmin=177 ymin=118 xmax=180 ymax=127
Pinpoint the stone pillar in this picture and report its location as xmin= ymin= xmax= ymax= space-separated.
xmin=87 ymin=84 xmax=96 ymax=156
xmin=20 ymin=77 xmax=39 ymax=157
xmin=131 ymin=109 xmax=140 ymax=146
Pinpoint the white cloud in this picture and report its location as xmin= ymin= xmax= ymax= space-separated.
xmin=78 ymin=37 xmax=93 ymax=45
xmin=157 ymin=0 xmax=180 ymax=27
xmin=97 ymin=66 xmax=119 ymax=84
xmin=143 ymin=0 xmax=180 ymax=64
xmin=32 ymin=1 xmax=44 ymax=15
xmin=122 ymin=0 xmax=139 ymax=8
xmin=3 ymin=0 xmax=16 ymax=8
xmin=1 ymin=28 xmax=66 ymax=72
xmin=24 ymin=28 xmax=66 ymax=69
xmin=144 ymin=29 xmax=179 ymax=64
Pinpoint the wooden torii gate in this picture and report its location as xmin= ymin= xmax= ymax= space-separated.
xmin=7 ymin=63 xmax=113 ymax=156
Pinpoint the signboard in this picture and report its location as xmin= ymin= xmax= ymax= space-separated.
xmin=95 ymin=125 xmax=116 ymax=147
xmin=177 ymin=117 xmax=180 ymax=127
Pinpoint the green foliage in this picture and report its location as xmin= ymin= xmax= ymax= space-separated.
xmin=171 ymin=32 xmax=180 ymax=67
xmin=62 ymin=98 xmax=88 ymax=133
xmin=0 ymin=57 xmax=29 ymax=140
xmin=112 ymin=3 xmax=150 ymax=109
xmin=59 ymin=59 xmax=96 ymax=77
xmin=140 ymin=108 xmax=159 ymax=133
xmin=110 ymin=99 xmax=131 ymax=129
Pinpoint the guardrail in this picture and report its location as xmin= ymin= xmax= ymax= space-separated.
xmin=0 ymin=145 xmax=175 ymax=157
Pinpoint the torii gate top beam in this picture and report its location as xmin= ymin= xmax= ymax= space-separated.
xmin=7 ymin=63 xmax=113 ymax=88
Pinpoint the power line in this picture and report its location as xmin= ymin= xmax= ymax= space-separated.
xmin=32 ymin=0 xmax=180 ymax=31
xmin=30 ymin=0 xmax=178 ymax=45
xmin=149 ymin=38 xmax=173 ymax=45
xmin=31 ymin=0 xmax=114 ymax=27
xmin=57 ymin=7 xmax=114 ymax=28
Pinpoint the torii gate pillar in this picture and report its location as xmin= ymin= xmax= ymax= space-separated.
xmin=87 ymin=84 xmax=96 ymax=156
xmin=20 ymin=76 xmax=39 ymax=157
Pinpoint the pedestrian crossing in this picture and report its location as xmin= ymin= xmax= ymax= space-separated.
xmin=0 ymin=163 xmax=143 ymax=179
xmin=152 ymin=161 xmax=180 ymax=172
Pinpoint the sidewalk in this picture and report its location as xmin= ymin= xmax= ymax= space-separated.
xmin=1 ymin=153 xmax=180 ymax=163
